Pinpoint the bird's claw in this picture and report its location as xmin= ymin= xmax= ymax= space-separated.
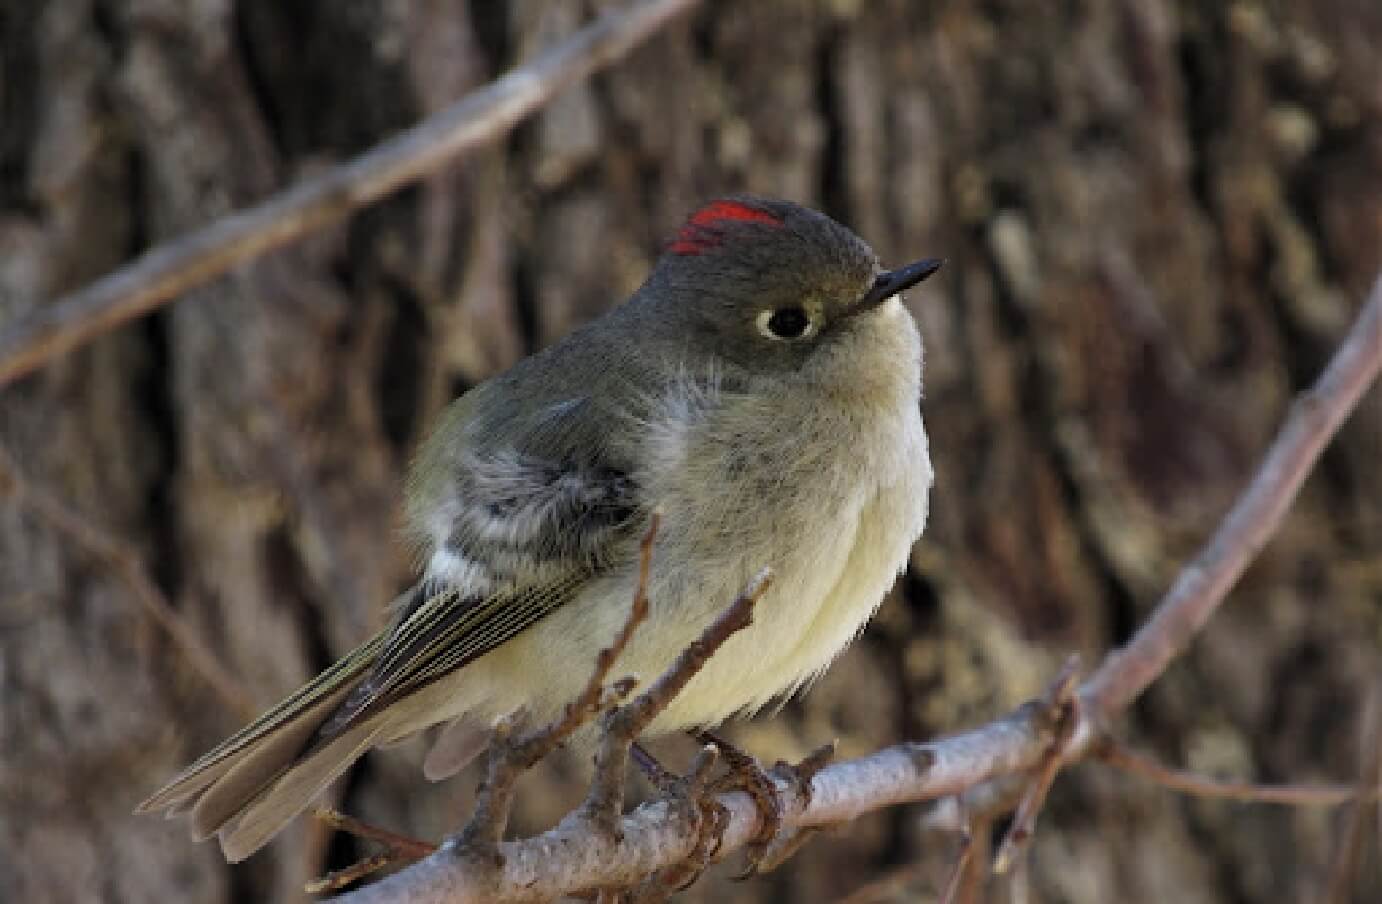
xmin=634 ymin=741 xmax=730 ymax=892
xmin=693 ymin=730 xmax=817 ymax=879
xmin=642 ymin=733 xmax=836 ymax=887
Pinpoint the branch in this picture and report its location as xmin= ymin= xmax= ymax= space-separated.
xmin=332 ymin=693 xmax=1061 ymax=903
xmin=937 ymin=806 xmax=985 ymax=904
xmin=323 ymin=274 xmax=1382 ymax=901
xmin=306 ymin=808 xmax=437 ymax=894
xmin=1094 ymin=739 xmax=1378 ymax=807
xmin=0 ymin=0 xmax=700 ymax=388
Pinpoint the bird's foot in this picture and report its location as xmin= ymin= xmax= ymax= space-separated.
xmin=769 ymin=739 xmax=835 ymax=814
xmin=690 ymin=730 xmax=836 ymax=879
xmin=631 ymin=741 xmax=729 ymax=892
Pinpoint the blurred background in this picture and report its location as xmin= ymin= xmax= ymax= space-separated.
xmin=2 ymin=0 xmax=1380 ymax=901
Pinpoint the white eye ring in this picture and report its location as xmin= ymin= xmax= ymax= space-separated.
xmin=756 ymin=307 xmax=818 ymax=341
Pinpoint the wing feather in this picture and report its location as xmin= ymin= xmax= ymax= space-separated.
xmin=320 ymin=423 xmax=639 ymax=738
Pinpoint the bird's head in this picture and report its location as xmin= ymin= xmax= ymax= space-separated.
xmin=637 ymin=196 xmax=941 ymax=377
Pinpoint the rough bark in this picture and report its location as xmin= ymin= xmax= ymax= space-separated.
xmin=1 ymin=1 xmax=1379 ymax=902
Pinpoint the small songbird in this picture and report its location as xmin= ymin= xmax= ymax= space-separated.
xmin=138 ymin=196 xmax=941 ymax=862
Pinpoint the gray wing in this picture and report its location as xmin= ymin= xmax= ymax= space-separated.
xmin=321 ymin=399 xmax=641 ymax=736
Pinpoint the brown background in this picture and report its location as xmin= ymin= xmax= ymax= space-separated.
xmin=2 ymin=1 xmax=1380 ymax=901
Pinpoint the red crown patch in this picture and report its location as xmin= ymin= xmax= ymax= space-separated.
xmin=668 ymin=200 xmax=784 ymax=255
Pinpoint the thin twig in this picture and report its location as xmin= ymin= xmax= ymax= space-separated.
xmin=0 ymin=0 xmax=701 ymax=388
xmin=455 ymin=515 xmax=661 ymax=853
xmin=932 ymin=799 xmax=977 ymax=904
xmin=305 ymin=808 xmax=439 ymax=894
xmin=1095 ymin=739 xmax=1377 ymax=807
xmin=305 ymin=854 xmax=396 ymax=895
xmin=612 ymin=567 xmax=771 ymax=739
xmin=992 ymin=657 xmax=1081 ymax=874
xmin=515 ymin=509 xmax=658 ymax=763
xmin=0 ymin=445 xmax=255 ymax=718
xmin=937 ymin=803 xmax=993 ymax=904
xmin=312 ymin=807 xmax=437 ymax=862
xmin=577 ymin=567 xmax=772 ymax=838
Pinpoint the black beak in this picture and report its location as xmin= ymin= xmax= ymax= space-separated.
xmin=853 ymin=257 xmax=943 ymax=314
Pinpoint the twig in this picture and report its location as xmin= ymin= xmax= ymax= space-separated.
xmin=333 ymin=689 xmax=1056 ymax=904
xmin=305 ymin=809 xmax=439 ymax=894
xmin=456 ymin=515 xmax=661 ymax=853
xmin=0 ymin=0 xmax=701 ymax=388
xmin=992 ymin=656 xmax=1081 ymax=874
xmin=578 ymin=567 xmax=771 ymax=837
xmin=937 ymin=811 xmax=988 ymax=904
xmin=1095 ymin=738 xmax=1377 ymax=807
xmin=312 ymin=807 xmax=437 ymax=862
xmin=610 ymin=567 xmax=770 ymax=740
xmin=1080 ymin=275 xmax=1382 ymax=724
xmin=338 ymin=570 xmax=772 ymax=903
xmin=306 ymin=854 xmax=396 ymax=895
xmin=0 ymin=444 xmax=255 ymax=719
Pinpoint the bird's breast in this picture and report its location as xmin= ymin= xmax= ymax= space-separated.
xmin=629 ymin=321 xmax=932 ymax=728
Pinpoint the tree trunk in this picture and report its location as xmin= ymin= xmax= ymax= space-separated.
xmin=2 ymin=1 xmax=1378 ymax=901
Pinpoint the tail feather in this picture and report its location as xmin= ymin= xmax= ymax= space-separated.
xmin=137 ymin=634 xmax=385 ymax=815
xmin=136 ymin=633 xmax=389 ymax=859
xmin=190 ymin=676 xmax=361 ymax=841
xmin=217 ymin=716 xmax=389 ymax=862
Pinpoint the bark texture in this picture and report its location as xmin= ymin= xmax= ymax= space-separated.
xmin=2 ymin=1 xmax=1379 ymax=901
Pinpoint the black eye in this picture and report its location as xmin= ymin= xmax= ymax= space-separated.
xmin=762 ymin=306 xmax=811 ymax=340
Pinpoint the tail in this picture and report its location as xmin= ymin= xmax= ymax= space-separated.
xmin=137 ymin=632 xmax=390 ymax=862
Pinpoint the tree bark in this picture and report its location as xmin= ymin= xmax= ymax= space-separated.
xmin=1 ymin=1 xmax=1378 ymax=901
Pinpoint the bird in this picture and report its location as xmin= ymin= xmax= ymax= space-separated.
xmin=137 ymin=195 xmax=941 ymax=862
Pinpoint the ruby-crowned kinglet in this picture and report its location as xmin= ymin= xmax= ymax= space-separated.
xmin=138 ymin=196 xmax=941 ymax=861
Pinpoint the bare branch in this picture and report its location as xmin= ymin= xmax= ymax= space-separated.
xmin=334 ymin=571 xmax=771 ymax=903
xmin=312 ymin=808 xmax=437 ymax=863
xmin=305 ymin=808 xmax=438 ymax=894
xmin=454 ymin=516 xmax=661 ymax=856
xmin=1095 ymin=739 xmax=1378 ymax=807
xmin=0 ymin=444 xmax=255 ymax=719
xmin=0 ymin=0 xmax=700 ymax=388
xmin=306 ymin=854 xmax=397 ymax=896
xmin=612 ymin=567 xmax=769 ymax=741
xmin=332 ymin=692 xmax=1057 ymax=903
xmin=937 ymin=811 xmax=987 ymax=904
